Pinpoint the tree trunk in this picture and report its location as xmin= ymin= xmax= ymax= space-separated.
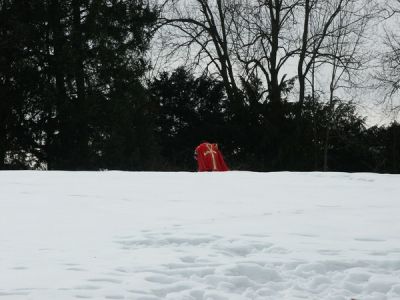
xmin=323 ymin=79 xmax=335 ymax=172
xmin=392 ymin=126 xmax=398 ymax=173
xmin=269 ymin=0 xmax=281 ymax=105
xmin=323 ymin=126 xmax=330 ymax=171
xmin=0 ymin=76 xmax=8 ymax=169
xmin=297 ymin=0 xmax=310 ymax=117
xmin=0 ymin=122 xmax=6 ymax=169
xmin=48 ymin=0 xmax=68 ymax=169
xmin=311 ymin=59 xmax=319 ymax=170
xmin=72 ymin=0 xmax=88 ymax=169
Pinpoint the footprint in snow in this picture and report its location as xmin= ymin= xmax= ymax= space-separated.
xmin=354 ymin=237 xmax=386 ymax=242
xmin=145 ymin=274 xmax=177 ymax=284
xmin=317 ymin=249 xmax=341 ymax=255
xmin=74 ymin=285 xmax=101 ymax=290
xmin=180 ymin=256 xmax=197 ymax=263
xmin=67 ymin=267 xmax=86 ymax=271
xmin=291 ymin=233 xmax=319 ymax=238
xmin=75 ymin=295 xmax=92 ymax=299
xmin=12 ymin=266 xmax=28 ymax=270
xmin=152 ymin=282 xmax=194 ymax=297
xmin=87 ymin=278 xmax=122 ymax=284
xmin=0 ymin=291 xmax=30 ymax=296
xmin=68 ymin=194 xmax=88 ymax=198
xmin=355 ymin=177 xmax=375 ymax=182
xmin=105 ymin=295 xmax=125 ymax=299
xmin=242 ymin=233 xmax=270 ymax=238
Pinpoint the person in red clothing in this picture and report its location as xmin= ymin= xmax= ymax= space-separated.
xmin=194 ymin=142 xmax=229 ymax=171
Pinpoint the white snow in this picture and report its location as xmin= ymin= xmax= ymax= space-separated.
xmin=0 ymin=171 xmax=400 ymax=300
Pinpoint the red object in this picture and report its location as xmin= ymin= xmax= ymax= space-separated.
xmin=195 ymin=142 xmax=229 ymax=172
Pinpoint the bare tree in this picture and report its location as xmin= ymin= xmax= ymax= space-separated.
xmin=296 ymin=0 xmax=348 ymax=117
xmin=155 ymin=0 xmax=381 ymax=127
xmin=319 ymin=1 xmax=372 ymax=170
xmin=157 ymin=0 xmax=240 ymax=106
xmin=231 ymin=0 xmax=300 ymax=104
xmin=375 ymin=0 xmax=400 ymax=114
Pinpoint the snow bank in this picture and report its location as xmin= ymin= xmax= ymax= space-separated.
xmin=1 ymin=171 xmax=399 ymax=300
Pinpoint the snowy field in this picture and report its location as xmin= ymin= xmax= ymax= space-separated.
xmin=1 ymin=171 xmax=400 ymax=300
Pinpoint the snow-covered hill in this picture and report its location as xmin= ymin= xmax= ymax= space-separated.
xmin=1 ymin=171 xmax=400 ymax=300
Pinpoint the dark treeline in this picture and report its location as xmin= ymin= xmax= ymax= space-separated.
xmin=1 ymin=0 xmax=400 ymax=172
xmin=1 ymin=0 xmax=157 ymax=170
xmin=149 ymin=67 xmax=400 ymax=173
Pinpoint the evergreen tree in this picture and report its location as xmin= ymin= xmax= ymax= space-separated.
xmin=1 ymin=0 xmax=158 ymax=170
xmin=44 ymin=0 xmax=158 ymax=170
xmin=0 ymin=0 xmax=48 ymax=169
xmin=149 ymin=67 xmax=228 ymax=170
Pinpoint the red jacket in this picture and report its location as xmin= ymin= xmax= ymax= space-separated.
xmin=195 ymin=142 xmax=229 ymax=172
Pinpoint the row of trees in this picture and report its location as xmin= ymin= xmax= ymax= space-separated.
xmin=150 ymin=67 xmax=400 ymax=173
xmin=1 ymin=0 xmax=400 ymax=172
